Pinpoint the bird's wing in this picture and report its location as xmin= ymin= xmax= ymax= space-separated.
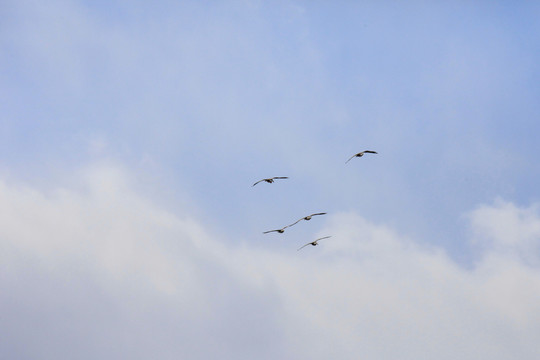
xmin=345 ymin=154 xmax=357 ymax=163
xmin=273 ymin=177 xmax=289 ymax=179
xmin=287 ymin=218 xmax=303 ymax=227
xmin=364 ymin=150 xmax=378 ymax=154
xmin=252 ymin=179 xmax=264 ymax=186
xmin=297 ymin=243 xmax=311 ymax=251
xmin=311 ymin=212 xmax=327 ymax=217
xmin=263 ymin=230 xmax=277 ymax=234
xmin=315 ymin=236 xmax=332 ymax=242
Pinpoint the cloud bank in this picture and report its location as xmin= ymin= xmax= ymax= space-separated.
xmin=1 ymin=164 xmax=539 ymax=360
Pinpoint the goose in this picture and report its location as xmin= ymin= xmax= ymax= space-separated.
xmin=345 ymin=150 xmax=378 ymax=163
xmin=263 ymin=226 xmax=290 ymax=234
xmin=252 ymin=177 xmax=289 ymax=187
xmin=288 ymin=212 xmax=327 ymax=227
xmin=297 ymin=236 xmax=332 ymax=251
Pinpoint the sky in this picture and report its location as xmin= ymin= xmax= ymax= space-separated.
xmin=1 ymin=1 xmax=540 ymax=359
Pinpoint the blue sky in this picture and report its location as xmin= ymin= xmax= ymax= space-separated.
xmin=2 ymin=1 xmax=540 ymax=359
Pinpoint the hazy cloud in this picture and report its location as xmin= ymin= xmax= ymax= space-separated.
xmin=1 ymin=164 xmax=539 ymax=359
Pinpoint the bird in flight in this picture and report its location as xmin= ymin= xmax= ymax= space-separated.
xmin=297 ymin=236 xmax=332 ymax=251
xmin=345 ymin=150 xmax=378 ymax=163
xmin=288 ymin=213 xmax=327 ymax=227
xmin=263 ymin=226 xmax=290 ymax=234
xmin=252 ymin=177 xmax=289 ymax=186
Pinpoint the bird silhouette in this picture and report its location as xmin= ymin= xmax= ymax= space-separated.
xmin=288 ymin=212 xmax=327 ymax=227
xmin=252 ymin=177 xmax=289 ymax=186
xmin=297 ymin=236 xmax=332 ymax=251
xmin=263 ymin=226 xmax=290 ymax=234
xmin=345 ymin=150 xmax=378 ymax=163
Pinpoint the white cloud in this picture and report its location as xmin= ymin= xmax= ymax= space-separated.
xmin=1 ymin=165 xmax=540 ymax=360
xmin=468 ymin=199 xmax=540 ymax=265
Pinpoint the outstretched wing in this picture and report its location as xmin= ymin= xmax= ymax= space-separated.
xmin=345 ymin=154 xmax=358 ymax=163
xmin=287 ymin=218 xmax=303 ymax=228
xmin=263 ymin=229 xmax=278 ymax=234
xmin=252 ymin=179 xmax=266 ymax=186
xmin=310 ymin=212 xmax=327 ymax=217
xmin=363 ymin=150 xmax=378 ymax=154
xmin=315 ymin=236 xmax=332 ymax=242
xmin=272 ymin=177 xmax=289 ymax=180
xmin=297 ymin=242 xmax=312 ymax=251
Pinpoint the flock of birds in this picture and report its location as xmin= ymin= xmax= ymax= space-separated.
xmin=253 ymin=150 xmax=378 ymax=251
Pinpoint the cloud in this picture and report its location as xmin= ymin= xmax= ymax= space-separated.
xmin=468 ymin=199 xmax=540 ymax=266
xmin=1 ymin=163 xmax=540 ymax=359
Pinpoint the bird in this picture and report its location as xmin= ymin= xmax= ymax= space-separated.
xmin=345 ymin=150 xmax=378 ymax=163
xmin=297 ymin=236 xmax=332 ymax=251
xmin=263 ymin=226 xmax=290 ymax=234
xmin=288 ymin=212 xmax=327 ymax=227
xmin=252 ymin=177 xmax=289 ymax=186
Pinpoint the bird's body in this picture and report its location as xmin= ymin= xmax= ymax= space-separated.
xmin=346 ymin=150 xmax=378 ymax=163
xmin=288 ymin=212 xmax=327 ymax=227
xmin=297 ymin=236 xmax=332 ymax=251
xmin=252 ymin=177 xmax=289 ymax=187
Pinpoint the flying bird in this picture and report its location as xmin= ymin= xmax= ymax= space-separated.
xmin=345 ymin=150 xmax=378 ymax=163
xmin=288 ymin=212 xmax=327 ymax=227
xmin=297 ymin=236 xmax=332 ymax=251
xmin=263 ymin=226 xmax=290 ymax=234
xmin=252 ymin=177 xmax=289 ymax=187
